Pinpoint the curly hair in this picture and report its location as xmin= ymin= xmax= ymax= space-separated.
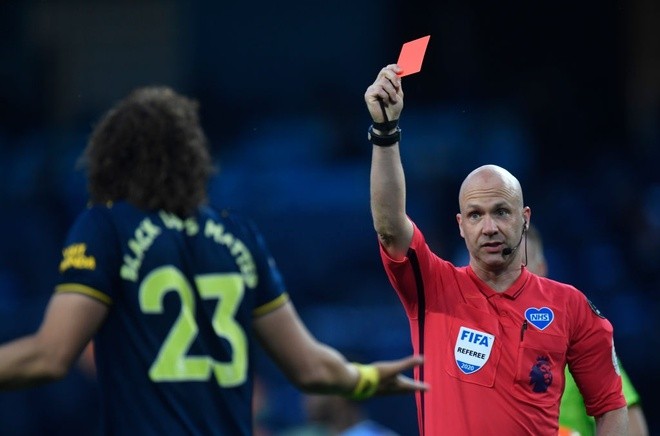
xmin=80 ymin=87 xmax=215 ymax=217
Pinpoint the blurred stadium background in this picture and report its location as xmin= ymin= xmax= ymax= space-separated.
xmin=0 ymin=1 xmax=658 ymax=434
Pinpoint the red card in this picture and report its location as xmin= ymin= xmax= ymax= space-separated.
xmin=396 ymin=35 xmax=431 ymax=77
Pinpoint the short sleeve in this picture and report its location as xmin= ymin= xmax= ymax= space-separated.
xmin=379 ymin=221 xmax=453 ymax=317
xmin=241 ymin=218 xmax=288 ymax=317
xmin=566 ymin=293 xmax=626 ymax=416
xmin=56 ymin=206 xmax=120 ymax=305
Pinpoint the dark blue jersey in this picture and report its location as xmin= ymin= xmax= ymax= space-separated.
xmin=56 ymin=201 xmax=288 ymax=435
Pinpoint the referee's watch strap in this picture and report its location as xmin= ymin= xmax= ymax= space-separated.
xmin=372 ymin=119 xmax=399 ymax=132
xmin=368 ymin=125 xmax=401 ymax=147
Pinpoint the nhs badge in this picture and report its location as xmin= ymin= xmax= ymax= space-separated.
xmin=454 ymin=327 xmax=495 ymax=374
xmin=525 ymin=307 xmax=554 ymax=330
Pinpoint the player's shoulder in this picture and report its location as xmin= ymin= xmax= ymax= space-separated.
xmin=199 ymin=205 xmax=250 ymax=225
xmin=69 ymin=201 xmax=117 ymax=229
xmin=198 ymin=205 xmax=261 ymax=235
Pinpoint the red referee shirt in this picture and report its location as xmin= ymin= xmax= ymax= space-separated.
xmin=381 ymin=222 xmax=625 ymax=435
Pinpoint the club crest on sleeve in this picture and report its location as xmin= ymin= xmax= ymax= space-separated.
xmin=59 ymin=243 xmax=96 ymax=272
xmin=524 ymin=307 xmax=554 ymax=330
xmin=454 ymin=326 xmax=495 ymax=374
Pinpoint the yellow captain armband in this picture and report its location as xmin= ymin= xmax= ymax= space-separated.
xmin=347 ymin=363 xmax=380 ymax=401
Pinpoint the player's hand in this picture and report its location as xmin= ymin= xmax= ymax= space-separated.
xmin=364 ymin=64 xmax=404 ymax=126
xmin=373 ymin=354 xmax=428 ymax=395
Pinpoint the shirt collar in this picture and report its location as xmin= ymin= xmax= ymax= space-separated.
xmin=466 ymin=265 xmax=530 ymax=300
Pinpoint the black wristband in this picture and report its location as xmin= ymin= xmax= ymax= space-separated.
xmin=368 ymin=125 xmax=401 ymax=147
xmin=372 ymin=119 xmax=399 ymax=132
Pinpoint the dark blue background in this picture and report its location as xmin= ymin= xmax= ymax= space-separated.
xmin=0 ymin=1 xmax=658 ymax=434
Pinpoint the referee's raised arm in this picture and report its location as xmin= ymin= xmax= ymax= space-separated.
xmin=365 ymin=64 xmax=413 ymax=261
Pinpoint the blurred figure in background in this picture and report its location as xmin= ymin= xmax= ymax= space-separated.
xmin=526 ymin=224 xmax=649 ymax=436
xmin=301 ymin=392 xmax=399 ymax=436
xmin=0 ymin=86 xmax=426 ymax=435
xmin=274 ymin=353 xmax=400 ymax=436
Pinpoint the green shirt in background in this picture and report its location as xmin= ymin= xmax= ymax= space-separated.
xmin=559 ymin=361 xmax=640 ymax=436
